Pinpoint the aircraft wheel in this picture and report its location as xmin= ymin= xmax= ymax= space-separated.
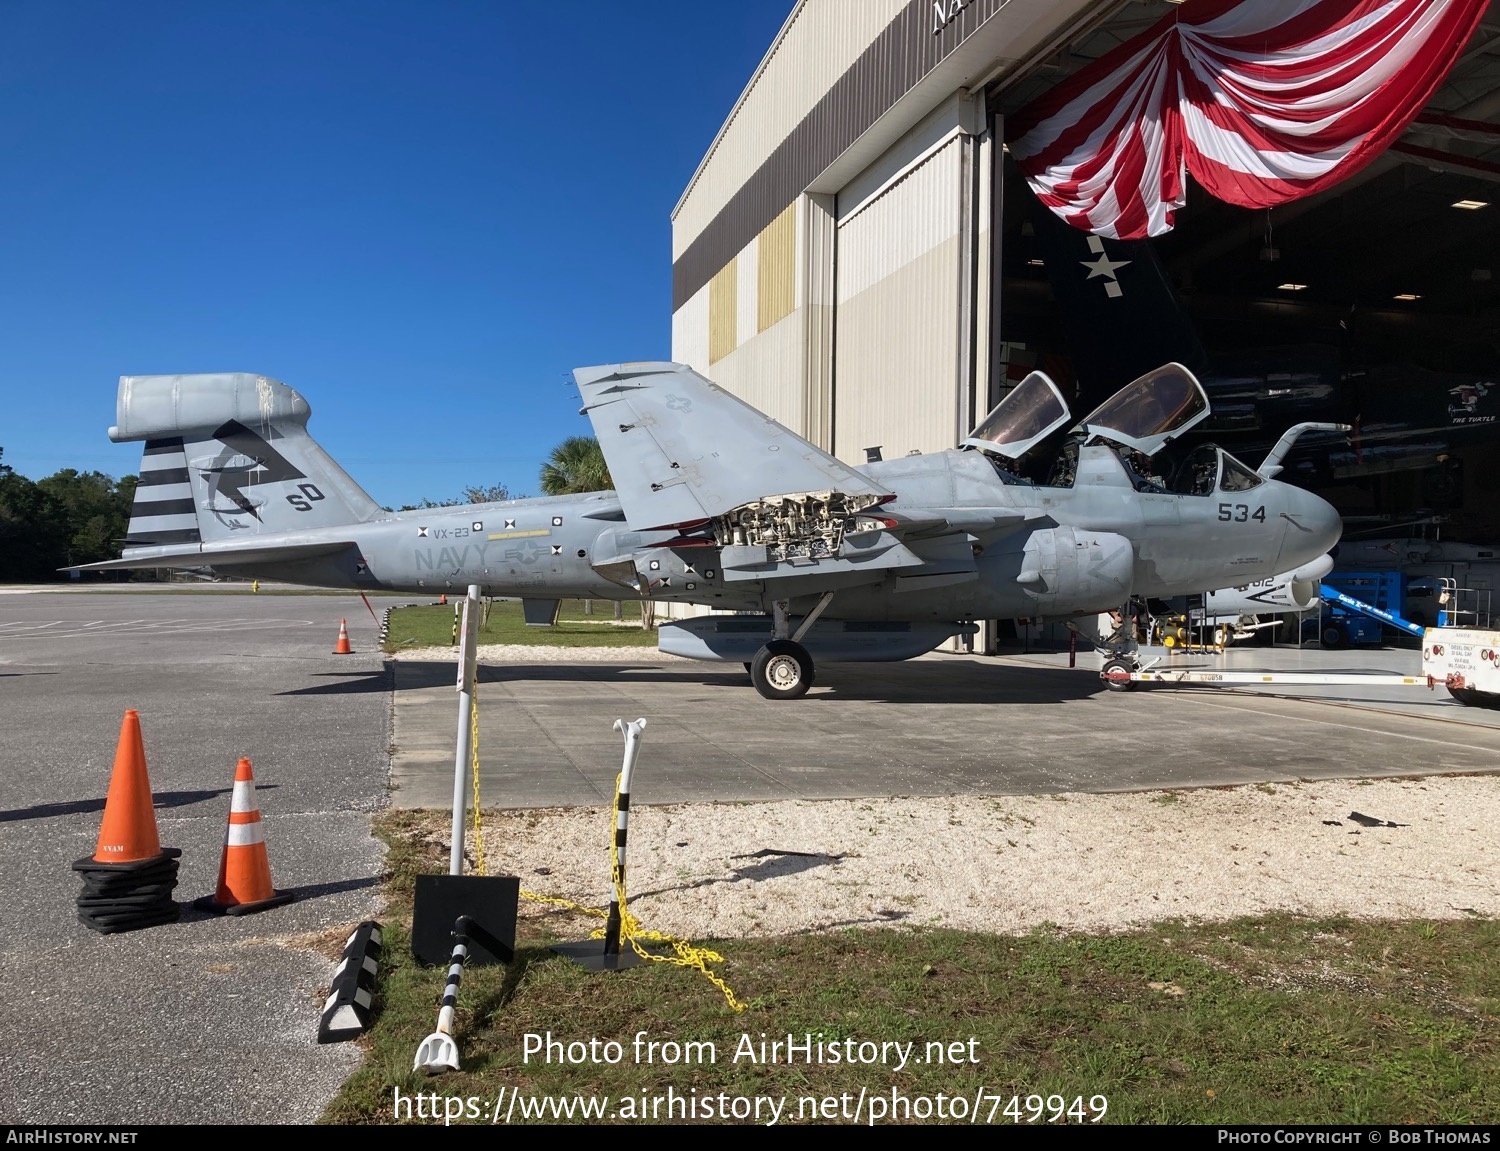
xmin=1101 ymin=658 xmax=1136 ymax=692
xmin=1320 ymin=624 xmax=1348 ymax=650
xmin=1213 ymin=627 xmax=1228 ymax=647
xmin=750 ymin=640 xmax=814 ymax=700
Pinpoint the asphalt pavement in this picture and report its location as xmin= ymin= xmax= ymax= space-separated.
xmin=0 ymin=588 xmax=390 ymax=1124
xmin=5 ymin=587 xmax=1499 ymax=1125
xmin=390 ymin=640 xmax=1500 ymax=809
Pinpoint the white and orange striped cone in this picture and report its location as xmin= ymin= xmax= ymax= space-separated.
xmin=333 ymin=619 xmax=353 ymax=654
xmin=194 ymin=757 xmax=295 ymax=916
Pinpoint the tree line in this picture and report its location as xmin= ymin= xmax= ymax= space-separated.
xmin=0 ymin=437 xmax=611 ymax=582
xmin=0 ymin=449 xmax=137 ymax=581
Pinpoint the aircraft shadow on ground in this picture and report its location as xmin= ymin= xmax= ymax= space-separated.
xmin=170 ymin=874 xmax=380 ymax=922
xmin=388 ymin=659 xmax=1103 ymax=704
xmin=630 ymin=850 xmax=845 ymax=903
xmin=275 ymin=669 xmax=394 ymax=696
xmin=0 ymin=785 xmax=255 ymax=824
xmin=284 ymin=874 xmax=382 ymax=901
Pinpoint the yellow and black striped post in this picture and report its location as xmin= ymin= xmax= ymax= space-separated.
xmin=601 ymin=718 xmax=645 ymax=957
xmin=552 ymin=718 xmax=654 ymax=972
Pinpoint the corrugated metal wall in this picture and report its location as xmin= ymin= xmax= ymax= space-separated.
xmin=757 ymin=203 xmax=796 ymax=332
xmin=801 ymin=192 xmax=837 ymax=450
xmin=700 ymin=306 xmax=808 ymax=438
xmin=833 ymin=136 xmax=965 ymax=463
xmin=708 ymin=260 xmax=738 ymax=365
xmin=671 ymin=282 xmax=710 ymax=376
xmin=673 ymin=0 xmax=907 ymax=259
xmin=693 ymin=209 xmax=810 ymax=435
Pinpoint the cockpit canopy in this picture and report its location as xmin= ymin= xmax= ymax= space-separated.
xmin=962 ymin=370 xmax=1072 ymax=460
xmin=1074 ymin=362 xmax=1210 ymax=456
xmin=1168 ymin=444 xmax=1265 ymax=496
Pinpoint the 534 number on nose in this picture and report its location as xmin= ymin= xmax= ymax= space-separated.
xmin=1218 ymin=503 xmax=1266 ymax=522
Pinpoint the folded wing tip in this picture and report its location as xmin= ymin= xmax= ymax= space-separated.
xmin=573 ymin=361 xmax=691 ymax=389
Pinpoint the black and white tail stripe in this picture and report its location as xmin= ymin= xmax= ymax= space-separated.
xmin=124 ymin=438 xmax=201 ymax=549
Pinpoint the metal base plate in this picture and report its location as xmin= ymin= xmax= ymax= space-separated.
xmin=550 ymin=938 xmax=671 ymax=972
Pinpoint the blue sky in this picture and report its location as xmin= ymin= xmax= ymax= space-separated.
xmin=0 ymin=1 xmax=793 ymax=507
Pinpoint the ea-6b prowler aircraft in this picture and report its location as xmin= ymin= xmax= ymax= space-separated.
xmin=79 ymin=362 xmax=1343 ymax=698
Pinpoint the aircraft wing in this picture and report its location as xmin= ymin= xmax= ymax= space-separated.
xmin=70 ymin=539 xmax=357 ymax=572
xmin=574 ymin=362 xmax=891 ymax=530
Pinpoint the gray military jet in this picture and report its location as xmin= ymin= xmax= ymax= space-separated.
xmin=77 ymin=361 xmax=1341 ymax=699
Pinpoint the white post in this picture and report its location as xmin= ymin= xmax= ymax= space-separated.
xmin=449 ymin=584 xmax=482 ymax=876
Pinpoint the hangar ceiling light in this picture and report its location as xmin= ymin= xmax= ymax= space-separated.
xmin=1393 ymin=293 xmax=1422 ymax=300
xmin=1277 ymin=283 xmax=1308 ymax=291
xmin=1452 ymin=199 xmax=1489 ymax=209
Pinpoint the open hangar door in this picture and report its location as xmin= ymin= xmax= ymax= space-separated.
xmin=987 ymin=0 xmax=1500 ymax=548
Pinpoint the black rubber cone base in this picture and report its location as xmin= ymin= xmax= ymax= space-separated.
xmin=73 ymin=847 xmax=182 ymax=884
xmin=78 ymin=904 xmax=180 ymax=934
xmin=76 ymin=849 xmax=181 ymax=935
xmin=193 ymin=890 xmax=295 ymax=916
xmin=72 ymin=846 xmax=182 ymax=869
xmin=77 ymin=888 xmax=179 ymax=910
xmin=551 ymin=938 xmax=672 ymax=972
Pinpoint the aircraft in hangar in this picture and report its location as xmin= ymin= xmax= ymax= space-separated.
xmin=76 ymin=362 xmax=1342 ymax=699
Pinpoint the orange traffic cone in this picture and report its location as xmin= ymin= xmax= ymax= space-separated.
xmin=93 ymin=710 xmax=162 ymax=863
xmin=194 ymin=758 xmax=294 ymax=916
xmin=75 ymin=710 xmax=182 ymax=933
xmin=333 ymin=618 xmax=353 ymax=654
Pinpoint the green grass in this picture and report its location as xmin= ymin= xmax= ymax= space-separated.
xmin=323 ymin=813 xmax=1500 ymax=1126
xmin=383 ymin=601 xmax=659 ymax=652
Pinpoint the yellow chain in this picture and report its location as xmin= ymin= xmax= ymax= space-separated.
xmin=519 ymin=773 xmax=744 ymax=1012
xmin=468 ymin=691 xmax=485 ymax=877
xmin=461 ymin=658 xmax=739 ymax=1008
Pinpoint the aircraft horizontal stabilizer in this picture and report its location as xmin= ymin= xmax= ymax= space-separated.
xmin=71 ymin=539 xmax=357 ymax=572
xmin=575 ymin=362 xmax=890 ymax=530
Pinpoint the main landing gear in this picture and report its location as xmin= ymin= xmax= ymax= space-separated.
xmin=750 ymin=639 xmax=815 ymax=700
xmin=748 ymin=592 xmax=834 ymax=701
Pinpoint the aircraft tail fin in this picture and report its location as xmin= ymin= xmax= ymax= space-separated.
xmin=111 ymin=374 xmax=382 ymax=557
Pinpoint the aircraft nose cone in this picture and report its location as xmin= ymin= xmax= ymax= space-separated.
xmin=1281 ymin=487 xmax=1342 ymax=566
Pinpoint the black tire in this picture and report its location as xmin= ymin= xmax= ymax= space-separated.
xmin=1101 ymin=658 xmax=1136 ymax=692
xmin=750 ymin=640 xmax=814 ymax=700
xmin=1320 ymin=624 xmax=1348 ymax=650
xmin=1447 ymin=685 xmax=1482 ymax=707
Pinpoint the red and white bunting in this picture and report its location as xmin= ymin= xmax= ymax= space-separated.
xmin=1006 ymin=0 xmax=1490 ymax=239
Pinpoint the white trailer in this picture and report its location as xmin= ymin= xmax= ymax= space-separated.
xmin=1420 ymin=580 xmax=1499 ymax=709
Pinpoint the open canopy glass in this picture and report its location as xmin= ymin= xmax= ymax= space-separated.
xmin=962 ymin=370 xmax=1072 ymax=460
xmin=1073 ymin=362 xmax=1210 ymax=456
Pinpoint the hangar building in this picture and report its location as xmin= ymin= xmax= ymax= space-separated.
xmin=670 ymin=0 xmax=1500 ymax=548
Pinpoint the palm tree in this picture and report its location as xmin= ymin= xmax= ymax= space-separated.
xmin=539 ymin=436 xmax=611 ymax=495
xmin=541 ymin=435 xmax=625 ymax=619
